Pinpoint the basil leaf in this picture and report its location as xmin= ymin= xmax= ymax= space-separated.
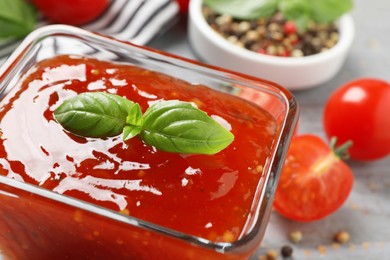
xmin=141 ymin=100 xmax=234 ymax=155
xmin=123 ymin=125 xmax=142 ymax=141
xmin=123 ymin=104 xmax=143 ymax=141
xmin=310 ymin=0 xmax=353 ymax=23
xmin=54 ymin=92 xmax=139 ymax=138
xmin=203 ymin=0 xmax=278 ymax=20
xmin=0 ymin=0 xmax=36 ymax=38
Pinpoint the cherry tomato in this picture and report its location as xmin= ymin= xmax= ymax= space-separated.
xmin=32 ymin=0 xmax=109 ymax=26
xmin=176 ymin=0 xmax=190 ymax=14
xmin=324 ymin=78 xmax=390 ymax=161
xmin=273 ymin=135 xmax=354 ymax=222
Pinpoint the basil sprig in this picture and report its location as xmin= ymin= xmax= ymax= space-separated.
xmin=0 ymin=0 xmax=36 ymax=39
xmin=202 ymin=0 xmax=278 ymax=20
xmin=54 ymin=92 xmax=234 ymax=155
xmin=203 ymin=0 xmax=353 ymax=31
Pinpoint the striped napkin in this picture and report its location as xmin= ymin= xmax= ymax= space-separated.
xmin=0 ymin=0 xmax=179 ymax=64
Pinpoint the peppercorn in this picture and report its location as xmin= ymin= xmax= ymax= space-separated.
xmin=245 ymin=30 xmax=259 ymax=41
xmin=226 ymin=35 xmax=238 ymax=45
xmin=318 ymin=31 xmax=329 ymax=41
xmin=215 ymin=14 xmax=232 ymax=26
xmin=271 ymin=31 xmax=284 ymax=41
xmin=202 ymin=7 xmax=340 ymax=57
xmin=291 ymin=49 xmax=303 ymax=57
xmin=238 ymin=21 xmax=251 ymax=32
xmin=283 ymin=21 xmax=297 ymax=35
xmin=250 ymin=43 xmax=261 ymax=52
xmin=266 ymin=250 xmax=278 ymax=260
xmin=266 ymin=45 xmax=277 ymax=55
xmin=334 ymin=231 xmax=350 ymax=244
xmin=330 ymin=32 xmax=339 ymax=41
xmin=268 ymin=22 xmax=281 ymax=32
xmin=289 ymin=230 xmax=303 ymax=243
xmin=281 ymin=245 xmax=293 ymax=258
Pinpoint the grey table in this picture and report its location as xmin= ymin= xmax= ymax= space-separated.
xmin=148 ymin=0 xmax=390 ymax=259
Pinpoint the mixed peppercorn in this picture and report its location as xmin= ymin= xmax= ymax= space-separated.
xmin=259 ymin=229 xmax=353 ymax=259
xmin=203 ymin=6 xmax=340 ymax=57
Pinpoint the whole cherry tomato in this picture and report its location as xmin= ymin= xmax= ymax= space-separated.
xmin=273 ymin=135 xmax=354 ymax=222
xmin=32 ymin=0 xmax=109 ymax=26
xmin=176 ymin=0 xmax=190 ymax=14
xmin=323 ymin=78 xmax=390 ymax=161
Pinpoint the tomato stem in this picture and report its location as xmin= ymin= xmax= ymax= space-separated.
xmin=330 ymin=137 xmax=353 ymax=160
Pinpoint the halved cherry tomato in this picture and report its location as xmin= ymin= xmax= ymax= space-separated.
xmin=32 ymin=0 xmax=109 ymax=26
xmin=273 ymin=135 xmax=354 ymax=222
xmin=323 ymin=78 xmax=390 ymax=161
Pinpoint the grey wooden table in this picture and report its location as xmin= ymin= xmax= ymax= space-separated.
xmin=148 ymin=0 xmax=390 ymax=259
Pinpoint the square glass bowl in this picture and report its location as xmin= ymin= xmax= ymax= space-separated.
xmin=0 ymin=25 xmax=298 ymax=259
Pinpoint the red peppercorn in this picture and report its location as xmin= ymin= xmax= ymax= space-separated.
xmin=289 ymin=34 xmax=299 ymax=45
xmin=279 ymin=49 xmax=290 ymax=57
xmin=284 ymin=21 xmax=297 ymax=35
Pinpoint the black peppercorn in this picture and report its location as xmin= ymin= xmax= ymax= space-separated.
xmin=281 ymin=245 xmax=293 ymax=258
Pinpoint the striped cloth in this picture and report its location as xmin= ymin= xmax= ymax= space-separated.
xmin=0 ymin=0 xmax=179 ymax=64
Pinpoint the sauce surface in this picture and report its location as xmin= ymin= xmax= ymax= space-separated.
xmin=0 ymin=55 xmax=276 ymax=242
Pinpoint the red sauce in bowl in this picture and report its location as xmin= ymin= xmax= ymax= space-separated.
xmin=0 ymin=55 xmax=276 ymax=257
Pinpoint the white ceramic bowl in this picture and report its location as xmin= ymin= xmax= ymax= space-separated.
xmin=188 ymin=0 xmax=355 ymax=90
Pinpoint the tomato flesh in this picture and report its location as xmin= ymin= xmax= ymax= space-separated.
xmin=273 ymin=135 xmax=354 ymax=222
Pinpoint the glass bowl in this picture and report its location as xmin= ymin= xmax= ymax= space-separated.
xmin=0 ymin=25 xmax=298 ymax=259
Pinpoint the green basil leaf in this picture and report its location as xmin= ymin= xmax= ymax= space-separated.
xmin=54 ymin=92 xmax=139 ymax=138
xmin=141 ymin=100 xmax=234 ymax=155
xmin=123 ymin=104 xmax=143 ymax=141
xmin=203 ymin=0 xmax=279 ymax=20
xmin=279 ymin=0 xmax=311 ymax=31
xmin=310 ymin=0 xmax=353 ymax=23
xmin=0 ymin=0 xmax=36 ymax=38
xmin=123 ymin=125 xmax=142 ymax=141
xmin=126 ymin=103 xmax=143 ymax=126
